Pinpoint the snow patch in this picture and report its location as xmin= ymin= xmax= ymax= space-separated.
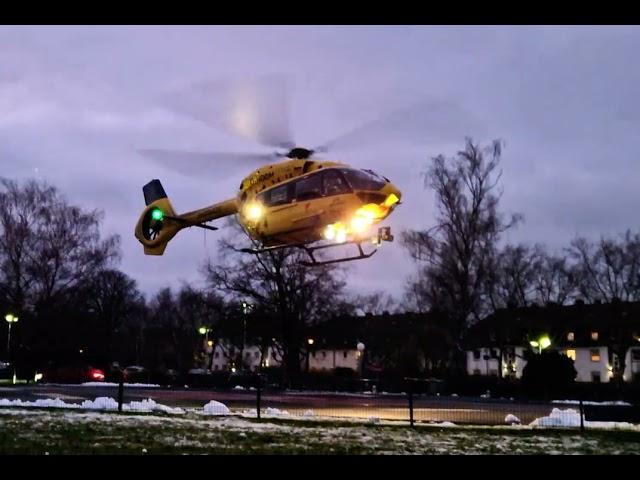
xmin=264 ymin=407 xmax=290 ymax=416
xmin=552 ymin=400 xmax=632 ymax=406
xmin=0 ymin=396 xmax=184 ymax=414
xmin=203 ymin=400 xmax=231 ymax=415
xmin=529 ymin=408 xmax=639 ymax=430
xmin=530 ymin=408 xmax=582 ymax=427
xmin=505 ymin=414 xmax=521 ymax=424
xmin=81 ymin=382 xmax=161 ymax=388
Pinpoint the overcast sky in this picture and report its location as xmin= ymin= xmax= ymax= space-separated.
xmin=2 ymin=25 xmax=640 ymax=300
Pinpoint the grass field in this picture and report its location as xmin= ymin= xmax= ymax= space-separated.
xmin=1 ymin=408 xmax=640 ymax=454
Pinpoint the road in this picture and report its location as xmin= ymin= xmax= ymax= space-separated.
xmin=0 ymin=383 xmax=556 ymax=425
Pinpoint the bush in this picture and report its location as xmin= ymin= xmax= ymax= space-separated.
xmin=522 ymin=351 xmax=577 ymax=398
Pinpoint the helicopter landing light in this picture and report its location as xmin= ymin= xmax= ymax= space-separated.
xmin=350 ymin=215 xmax=373 ymax=233
xmin=323 ymin=224 xmax=336 ymax=241
xmin=245 ymin=202 xmax=264 ymax=221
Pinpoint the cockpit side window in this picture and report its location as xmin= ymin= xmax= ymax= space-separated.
xmin=323 ymin=169 xmax=351 ymax=196
xmin=340 ymin=169 xmax=386 ymax=191
xmin=258 ymin=183 xmax=291 ymax=207
xmin=294 ymin=173 xmax=323 ymax=201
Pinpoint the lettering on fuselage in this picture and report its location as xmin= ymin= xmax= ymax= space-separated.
xmin=251 ymin=171 xmax=274 ymax=185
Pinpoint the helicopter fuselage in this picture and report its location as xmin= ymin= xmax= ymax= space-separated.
xmin=237 ymin=158 xmax=402 ymax=247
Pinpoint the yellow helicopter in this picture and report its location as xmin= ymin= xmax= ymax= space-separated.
xmin=134 ymin=145 xmax=401 ymax=266
xmin=133 ymin=76 xmax=476 ymax=266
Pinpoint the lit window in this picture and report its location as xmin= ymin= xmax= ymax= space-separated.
xmin=591 ymin=349 xmax=601 ymax=362
xmin=567 ymin=332 xmax=575 ymax=341
xmin=566 ymin=349 xmax=576 ymax=361
xmin=591 ymin=331 xmax=599 ymax=341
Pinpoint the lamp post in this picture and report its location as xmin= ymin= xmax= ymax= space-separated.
xmin=306 ymin=338 xmax=314 ymax=372
xmin=198 ymin=326 xmax=212 ymax=370
xmin=356 ymin=342 xmax=365 ymax=377
xmin=5 ymin=314 xmax=19 ymax=357
xmin=241 ymin=302 xmax=253 ymax=371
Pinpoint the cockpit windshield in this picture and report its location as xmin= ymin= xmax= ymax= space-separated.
xmin=339 ymin=168 xmax=387 ymax=191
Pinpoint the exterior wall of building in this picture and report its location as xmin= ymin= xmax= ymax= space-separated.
xmin=466 ymin=348 xmax=501 ymax=376
xmin=623 ymin=347 xmax=640 ymax=382
xmin=467 ymin=345 xmax=624 ymax=383
xmin=560 ymin=346 xmax=612 ymax=383
xmin=210 ymin=343 xmax=283 ymax=372
xmin=309 ymin=348 xmax=359 ymax=372
xmin=501 ymin=346 xmax=527 ymax=379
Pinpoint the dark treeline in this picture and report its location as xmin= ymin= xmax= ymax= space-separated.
xmin=2 ymin=138 xmax=638 ymax=382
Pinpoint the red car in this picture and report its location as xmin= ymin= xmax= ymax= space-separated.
xmin=42 ymin=364 xmax=105 ymax=384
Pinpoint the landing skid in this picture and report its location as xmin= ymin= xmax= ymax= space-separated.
xmin=299 ymin=241 xmax=377 ymax=267
xmin=239 ymin=227 xmax=394 ymax=267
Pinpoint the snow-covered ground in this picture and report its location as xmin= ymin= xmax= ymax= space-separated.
xmin=0 ymin=395 xmax=639 ymax=433
xmin=1 ymin=408 xmax=639 ymax=454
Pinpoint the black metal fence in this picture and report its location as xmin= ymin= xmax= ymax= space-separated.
xmin=2 ymin=375 xmax=639 ymax=432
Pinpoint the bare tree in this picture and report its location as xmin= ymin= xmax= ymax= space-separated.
xmin=532 ymin=252 xmax=578 ymax=306
xmin=80 ymin=269 xmax=144 ymax=362
xmin=0 ymin=178 xmax=120 ymax=314
xmin=485 ymin=244 xmax=544 ymax=310
xmin=569 ymin=231 xmax=640 ymax=303
xmin=145 ymin=285 xmax=223 ymax=371
xmin=402 ymin=139 xmax=522 ymax=359
xmin=353 ymin=291 xmax=398 ymax=315
xmin=202 ymin=221 xmax=352 ymax=386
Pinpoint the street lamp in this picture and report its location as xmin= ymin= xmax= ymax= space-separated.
xmin=529 ymin=335 xmax=551 ymax=354
xmin=5 ymin=314 xmax=19 ymax=356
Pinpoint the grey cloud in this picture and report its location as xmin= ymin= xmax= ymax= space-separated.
xmin=2 ymin=26 xmax=640 ymax=300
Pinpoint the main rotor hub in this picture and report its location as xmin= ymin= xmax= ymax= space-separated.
xmin=286 ymin=147 xmax=314 ymax=159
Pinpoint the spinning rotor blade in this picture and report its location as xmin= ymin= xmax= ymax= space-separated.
xmin=317 ymin=99 xmax=486 ymax=153
xmin=138 ymin=149 xmax=277 ymax=177
xmin=160 ymin=74 xmax=295 ymax=149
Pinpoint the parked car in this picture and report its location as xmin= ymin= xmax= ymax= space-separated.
xmin=0 ymin=361 xmax=12 ymax=381
xmin=186 ymin=368 xmax=229 ymax=388
xmin=123 ymin=365 xmax=149 ymax=383
xmin=41 ymin=364 xmax=105 ymax=384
